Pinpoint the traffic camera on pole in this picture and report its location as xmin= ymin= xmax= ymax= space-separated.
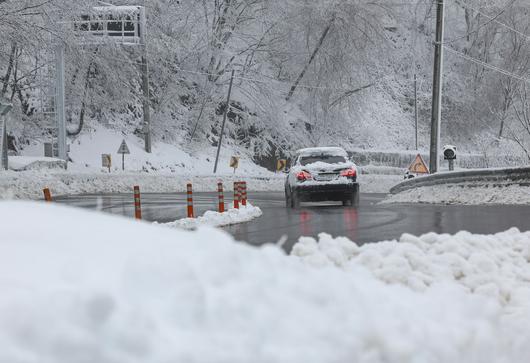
xmin=443 ymin=145 xmax=456 ymax=171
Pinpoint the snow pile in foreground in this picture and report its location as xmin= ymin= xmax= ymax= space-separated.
xmin=383 ymin=183 xmax=530 ymax=205
xmin=2 ymin=202 xmax=530 ymax=362
xmin=292 ymin=229 xmax=530 ymax=306
xmin=163 ymin=203 xmax=262 ymax=230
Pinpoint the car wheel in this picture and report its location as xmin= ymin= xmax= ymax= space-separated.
xmin=352 ymin=190 xmax=360 ymax=207
xmin=291 ymin=190 xmax=300 ymax=209
xmin=285 ymin=189 xmax=291 ymax=207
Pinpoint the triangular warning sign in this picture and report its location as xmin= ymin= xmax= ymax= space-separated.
xmin=117 ymin=139 xmax=130 ymax=154
xmin=408 ymin=154 xmax=429 ymax=174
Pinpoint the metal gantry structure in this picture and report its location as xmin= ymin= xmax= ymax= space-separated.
xmin=39 ymin=5 xmax=151 ymax=163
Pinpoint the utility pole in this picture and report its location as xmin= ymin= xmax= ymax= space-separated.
xmin=0 ymin=98 xmax=12 ymax=170
xmin=1 ymin=117 xmax=7 ymax=170
xmin=139 ymin=7 xmax=151 ymax=153
xmin=55 ymin=44 xmax=67 ymax=162
xmin=213 ymin=70 xmax=235 ymax=174
xmin=141 ymin=54 xmax=151 ymax=153
xmin=429 ymin=0 xmax=445 ymax=173
xmin=414 ymin=74 xmax=418 ymax=150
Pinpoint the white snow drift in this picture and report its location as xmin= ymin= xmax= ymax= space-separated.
xmin=162 ymin=203 xmax=263 ymax=230
xmin=384 ymin=183 xmax=530 ymax=205
xmin=1 ymin=201 xmax=530 ymax=362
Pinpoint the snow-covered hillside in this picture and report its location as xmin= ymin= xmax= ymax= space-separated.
xmin=3 ymin=0 xmax=529 ymax=164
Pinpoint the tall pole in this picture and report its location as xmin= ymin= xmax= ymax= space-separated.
xmin=139 ymin=6 xmax=151 ymax=153
xmin=414 ymin=73 xmax=418 ymax=150
xmin=55 ymin=44 xmax=67 ymax=162
xmin=213 ymin=70 xmax=235 ymax=174
xmin=141 ymin=54 xmax=151 ymax=153
xmin=0 ymin=99 xmax=12 ymax=170
xmin=429 ymin=0 xmax=445 ymax=173
xmin=1 ymin=116 xmax=7 ymax=170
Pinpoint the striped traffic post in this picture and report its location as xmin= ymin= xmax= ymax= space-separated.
xmin=43 ymin=188 xmax=52 ymax=202
xmin=241 ymin=181 xmax=247 ymax=206
xmin=187 ymin=183 xmax=194 ymax=218
xmin=233 ymin=181 xmax=240 ymax=209
xmin=218 ymin=182 xmax=225 ymax=213
xmin=133 ymin=186 xmax=142 ymax=220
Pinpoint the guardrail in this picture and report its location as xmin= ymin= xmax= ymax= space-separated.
xmin=390 ymin=166 xmax=530 ymax=194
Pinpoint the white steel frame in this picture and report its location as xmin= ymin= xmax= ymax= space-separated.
xmin=48 ymin=5 xmax=150 ymax=161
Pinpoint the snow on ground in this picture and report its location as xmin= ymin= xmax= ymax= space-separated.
xmin=291 ymin=229 xmax=530 ymax=305
xmin=383 ymin=183 xmax=530 ymax=205
xmin=22 ymin=126 xmax=275 ymax=176
xmin=0 ymin=127 xmax=402 ymax=199
xmin=0 ymin=166 xmax=397 ymax=200
xmin=359 ymin=173 xmax=403 ymax=194
xmin=0 ymin=170 xmax=284 ymax=200
xmin=162 ymin=203 xmax=262 ymax=230
xmin=2 ymin=201 xmax=530 ymax=362
xmin=7 ymin=156 xmax=66 ymax=171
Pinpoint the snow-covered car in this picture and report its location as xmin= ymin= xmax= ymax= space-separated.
xmin=284 ymin=147 xmax=360 ymax=208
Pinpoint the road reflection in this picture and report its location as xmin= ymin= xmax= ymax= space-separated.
xmin=299 ymin=210 xmax=313 ymax=236
xmin=343 ymin=207 xmax=358 ymax=241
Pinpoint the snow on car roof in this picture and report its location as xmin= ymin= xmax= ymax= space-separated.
xmin=296 ymin=147 xmax=348 ymax=157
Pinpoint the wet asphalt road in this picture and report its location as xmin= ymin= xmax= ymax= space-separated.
xmin=55 ymin=192 xmax=530 ymax=251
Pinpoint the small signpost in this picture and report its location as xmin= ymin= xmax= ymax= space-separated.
xmin=276 ymin=159 xmax=287 ymax=172
xmin=408 ymin=154 xmax=430 ymax=175
xmin=117 ymin=139 xmax=130 ymax=171
xmin=102 ymin=154 xmax=112 ymax=172
xmin=230 ymin=156 xmax=239 ymax=173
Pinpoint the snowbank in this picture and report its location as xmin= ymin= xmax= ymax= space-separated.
xmin=291 ymin=229 xmax=530 ymax=305
xmin=0 ymin=169 xmax=399 ymax=200
xmin=0 ymin=170 xmax=284 ymax=200
xmin=163 ymin=203 xmax=262 ymax=230
xmin=360 ymin=173 xmax=403 ymax=194
xmin=1 ymin=201 xmax=530 ymax=362
xmin=8 ymin=156 xmax=66 ymax=171
xmin=383 ymin=184 xmax=530 ymax=205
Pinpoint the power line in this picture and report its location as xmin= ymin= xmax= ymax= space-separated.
xmin=444 ymin=0 xmax=517 ymax=44
xmin=443 ymin=45 xmax=530 ymax=83
xmin=452 ymin=0 xmax=530 ymax=42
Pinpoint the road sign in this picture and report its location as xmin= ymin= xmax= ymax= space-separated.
xmin=277 ymin=159 xmax=287 ymax=172
xmin=230 ymin=156 xmax=239 ymax=173
xmin=117 ymin=139 xmax=130 ymax=155
xmin=102 ymin=154 xmax=111 ymax=172
xmin=409 ymin=154 xmax=429 ymax=174
xmin=117 ymin=139 xmax=130 ymax=171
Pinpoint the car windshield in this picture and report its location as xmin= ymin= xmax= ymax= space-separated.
xmin=299 ymin=154 xmax=347 ymax=166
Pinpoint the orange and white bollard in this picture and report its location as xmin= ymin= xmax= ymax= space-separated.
xmin=133 ymin=186 xmax=142 ymax=220
xmin=43 ymin=188 xmax=52 ymax=202
xmin=187 ymin=183 xmax=194 ymax=218
xmin=233 ymin=181 xmax=240 ymax=209
xmin=241 ymin=181 xmax=247 ymax=206
xmin=217 ymin=182 xmax=225 ymax=213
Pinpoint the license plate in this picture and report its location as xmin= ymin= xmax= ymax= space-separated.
xmin=316 ymin=174 xmax=335 ymax=181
